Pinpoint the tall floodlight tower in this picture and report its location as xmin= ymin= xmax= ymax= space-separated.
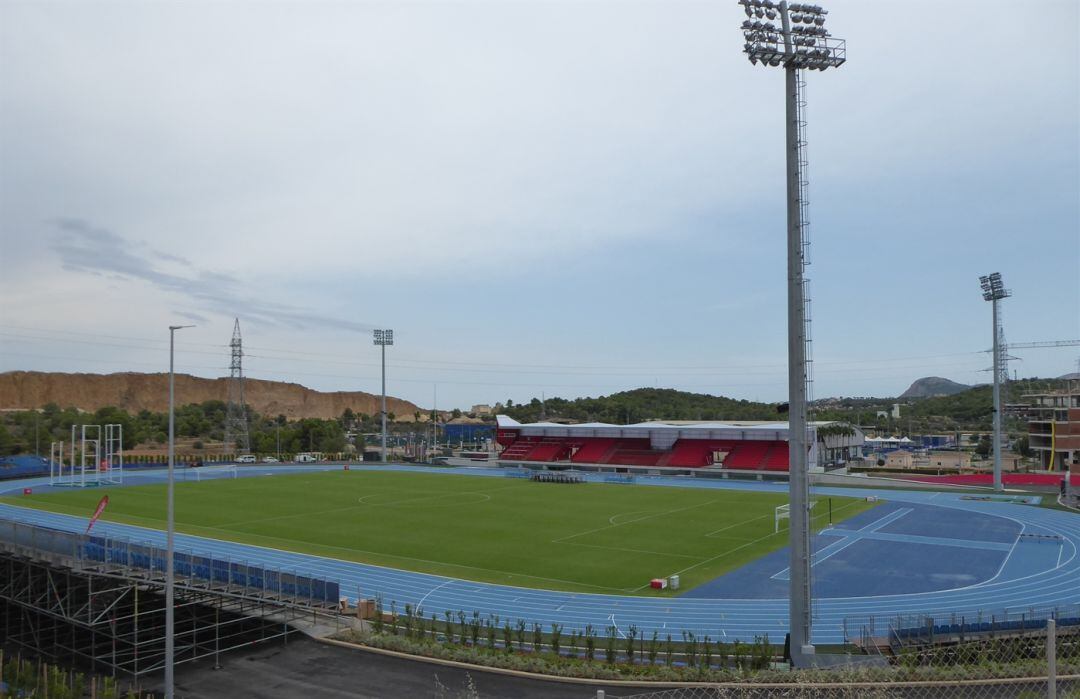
xmin=223 ymin=318 xmax=251 ymax=455
xmin=165 ymin=323 xmax=193 ymax=699
xmin=373 ymin=329 xmax=394 ymax=463
xmin=980 ymin=273 xmax=1011 ymax=492
xmin=738 ymin=0 xmax=846 ymax=665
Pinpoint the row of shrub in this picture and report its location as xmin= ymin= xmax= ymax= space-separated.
xmin=57 ymin=452 xmax=358 ymax=465
xmin=0 ymin=649 xmax=144 ymax=699
xmin=349 ymin=600 xmax=777 ymax=682
xmin=334 ymin=600 xmax=1076 ymax=684
xmin=896 ymin=628 xmax=1079 ymax=671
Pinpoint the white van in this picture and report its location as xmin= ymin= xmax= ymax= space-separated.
xmin=235 ymin=454 xmax=257 ymax=464
xmin=295 ymin=453 xmax=318 ymax=463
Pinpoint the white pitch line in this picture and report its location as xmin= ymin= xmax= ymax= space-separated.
xmin=417 ymin=579 xmax=455 ymax=608
xmin=552 ymin=499 xmax=719 ymax=544
xmin=557 ymin=540 xmax=701 ymax=560
xmin=609 ymin=614 xmax=625 ymax=638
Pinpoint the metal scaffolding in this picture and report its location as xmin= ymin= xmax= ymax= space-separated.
xmin=0 ymin=519 xmax=344 ymax=680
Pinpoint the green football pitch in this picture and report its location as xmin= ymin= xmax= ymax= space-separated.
xmin=5 ymin=470 xmax=877 ymax=594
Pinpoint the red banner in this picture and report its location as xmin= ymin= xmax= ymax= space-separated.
xmin=86 ymin=495 xmax=109 ymax=534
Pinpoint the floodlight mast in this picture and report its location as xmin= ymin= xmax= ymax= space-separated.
xmin=165 ymin=323 xmax=194 ymax=699
xmin=373 ymin=329 xmax=394 ymax=463
xmin=738 ymin=0 xmax=846 ymax=666
xmin=980 ymin=273 xmax=1010 ymax=492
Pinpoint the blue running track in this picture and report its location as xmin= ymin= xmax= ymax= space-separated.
xmin=1 ymin=465 xmax=1077 ymax=645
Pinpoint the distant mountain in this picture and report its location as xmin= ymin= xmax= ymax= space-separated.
xmin=0 ymin=371 xmax=422 ymax=421
xmin=1058 ymin=372 xmax=1080 ymax=380
xmin=899 ymin=377 xmax=971 ymax=399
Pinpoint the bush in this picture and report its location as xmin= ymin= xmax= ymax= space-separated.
xmin=336 ymin=624 xmax=1072 ymax=685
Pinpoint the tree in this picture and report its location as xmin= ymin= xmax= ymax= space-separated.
xmin=0 ymin=423 xmax=21 ymax=456
xmin=975 ymin=435 xmax=992 ymax=457
xmin=1014 ymin=435 xmax=1031 ymax=457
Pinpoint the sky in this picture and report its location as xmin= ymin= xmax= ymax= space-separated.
xmin=1 ymin=0 xmax=1078 ymax=411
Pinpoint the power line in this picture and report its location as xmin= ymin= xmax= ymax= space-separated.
xmin=2 ymin=327 xmax=988 ymax=374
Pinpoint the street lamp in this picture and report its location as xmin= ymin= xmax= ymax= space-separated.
xmin=737 ymin=0 xmax=846 ymax=666
xmin=980 ymin=273 xmax=1011 ymax=492
xmin=373 ymin=329 xmax=394 ymax=463
xmin=166 ymin=324 xmax=194 ymax=699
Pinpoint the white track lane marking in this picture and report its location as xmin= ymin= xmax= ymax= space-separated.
xmin=417 ymin=579 xmax=455 ymax=608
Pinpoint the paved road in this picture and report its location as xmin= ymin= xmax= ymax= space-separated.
xmin=166 ymin=635 xmax=608 ymax=699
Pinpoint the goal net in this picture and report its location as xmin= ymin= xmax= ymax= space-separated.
xmin=775 ymin=500 xmax=817 ymax=533
xmin=182 ymin=465 xmax=238 ymax=482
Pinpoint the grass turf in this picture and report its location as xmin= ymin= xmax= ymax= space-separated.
xmin=3 ymin=470 xmax=877 ymax=595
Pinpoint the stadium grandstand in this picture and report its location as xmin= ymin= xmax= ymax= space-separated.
xmin=495 ymin=415 xmax=865 ymax=472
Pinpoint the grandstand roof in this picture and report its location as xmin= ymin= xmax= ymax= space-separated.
xmin=496 ymin=416 xmax=843 ymax=429
xmin=495 ymin=416 xmax=862 ymax=443
xmin=496 ymin=415 xmax=804 ymax=441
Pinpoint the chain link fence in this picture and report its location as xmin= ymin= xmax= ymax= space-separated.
xmin=597 ymin=620 xmax=1076 ymax=699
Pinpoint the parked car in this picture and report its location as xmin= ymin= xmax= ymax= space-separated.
xmin=262 ymin=456 xmax=279 ymax=463
xmin=295 ymin=453 xmax=318 ymax=463
xmin=235 ymin=454 xmax=257 ymax=464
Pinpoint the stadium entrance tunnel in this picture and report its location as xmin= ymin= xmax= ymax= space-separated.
xmin=0 ymin=552 xmax=339 ymax=682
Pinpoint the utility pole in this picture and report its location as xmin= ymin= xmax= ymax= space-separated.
xmin=223 ymin=319 xmax=250 ymax=455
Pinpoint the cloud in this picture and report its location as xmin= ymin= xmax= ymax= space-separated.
xmin=50 ymin=218 xmax=373 ymax=332
xmin=173 ymin=310 xmax=209 ymax=323
xmin=153 ymin=250 xmax=192 ymax=266
xmin=0 ymin=0 xmax=1075 ymax=408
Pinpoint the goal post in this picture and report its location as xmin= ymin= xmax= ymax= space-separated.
xmin=183 ymin=465 xmax=238 ymax=482
xmin=775 ymin=500 xmax=817 ymax=533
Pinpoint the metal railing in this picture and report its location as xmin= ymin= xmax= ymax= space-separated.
xmin=0 ymin=517 xmax=341 ymax=611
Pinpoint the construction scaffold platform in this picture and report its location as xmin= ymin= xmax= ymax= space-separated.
xmin=0 ymin=518 xmax=344 ymax=680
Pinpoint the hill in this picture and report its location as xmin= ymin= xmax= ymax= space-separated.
xmin=502 ymin=379 xmax=1075 ymax=434
xmin=899 ymin=377 xmax=971 ymax=399
xmin=501 ymin=387 xmax=781 ymax=424
xmin=0 ymin=371 xmax=422 ymax=421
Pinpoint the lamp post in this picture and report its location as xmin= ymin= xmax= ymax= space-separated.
xmin=373 ymin=329 xmax=394 ymax=463
xmin=737 ymin=0 xmax=846 ymax=665
xmin=166 ymin=324 xmax=193 ymax=699
xmin=980 ymin=273 xmax=1010 ymax=492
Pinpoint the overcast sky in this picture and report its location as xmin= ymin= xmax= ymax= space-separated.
xmin=1 ymin=0 xmax=1077 ymax=410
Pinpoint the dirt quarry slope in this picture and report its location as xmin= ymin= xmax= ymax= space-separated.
xmin=0 ymin=371 xmax=424 ymax=421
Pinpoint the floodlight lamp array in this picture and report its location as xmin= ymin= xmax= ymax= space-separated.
xmin=979 ymin=273 xmax=1011 ymax=302
xmin=373 ymin=328 xmax=394 ymax=346
xmin=739 ymin=0 xmax=845 ymax=71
